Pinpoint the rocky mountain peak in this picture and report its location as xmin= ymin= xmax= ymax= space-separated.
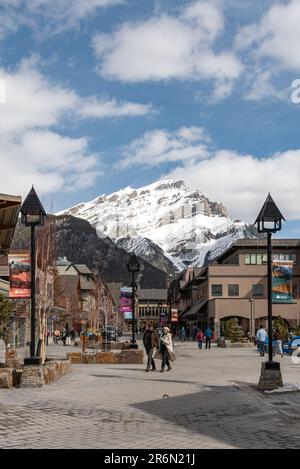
xmin=58 ymin=178 xmax=259 ymax=270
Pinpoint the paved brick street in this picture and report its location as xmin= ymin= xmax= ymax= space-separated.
xmin=1 ymin=342 xmax=300 ymax=449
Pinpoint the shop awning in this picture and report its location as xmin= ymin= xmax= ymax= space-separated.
xmin=180 ymin=298 xmax=208 ymax=319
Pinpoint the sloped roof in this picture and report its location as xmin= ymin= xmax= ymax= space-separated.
xmin=0 ymin=193 xmax=22 ymax=254
xmin=254 ymin=193 xmax=285 ymax=224
xmin=21 ymin=187 xmax=46 ymax=216
xmin=137 ymin=289 xmax=168 ymax=301
xmin=56 ymin=264 xmax=78 ymax=276
xmin=56 ymin=275 xmax=80 ymax=293
xmin=80 ymin=277 xmax=95 ymax=291
xmin=74 ymin=264 xmax=92 ymax=275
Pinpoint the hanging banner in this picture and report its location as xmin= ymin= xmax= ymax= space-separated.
xmin=8 ymin=254 xmax=31 ymax=299
xmin=272 ymin=260 xmax=293 ymax=303
xmin=171 ymin=308 xmax=179 ymax=322
xmin=120 ymin=287 xmax=133 ymax=319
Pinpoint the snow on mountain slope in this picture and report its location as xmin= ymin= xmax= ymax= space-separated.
xmin=58 ymin=178 xmax=260 ymax=270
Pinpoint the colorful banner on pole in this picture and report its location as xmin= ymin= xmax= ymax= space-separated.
xmin=272 ymin=260 xmax=293 ymax=303
xmin=8 ymin=254 xmax=31 ymax=299
xmin=171 ymin=308 xmax=179 ymax=322
xmin=120 ymin=287 xmax=133 ymax=320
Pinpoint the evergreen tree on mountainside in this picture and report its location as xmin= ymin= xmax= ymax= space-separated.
xmin=11 ymin=215 xmax=168 ymax=288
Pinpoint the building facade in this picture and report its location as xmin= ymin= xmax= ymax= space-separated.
xmin=173 ymin=240 xmax=300 ymax=338
xmin=137 ymin=289 xmax=168 ymax=330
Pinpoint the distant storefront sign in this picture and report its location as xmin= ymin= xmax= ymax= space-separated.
xmin=171 ymin=309 xmax=179 ymax=322
xmin=272 ymin=260 xmax=293 ymax=303
xmin=120 ymin=287 xmax=133 ymax=319
xmin=124 ymin=311 xmax=133 ymax=320
xmin=9 ymin=254 xmax=31 ymax=299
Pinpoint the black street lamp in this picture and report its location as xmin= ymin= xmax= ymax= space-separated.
xmin=127 ymin=253 xmax=140 ymax=349
xmin=21 ymin=187 xmax=46 ymax=365
xmin=254 ymin=193 xmax=285 ymax=390
xmin=158 ymin=300 xmax=163 ymax=326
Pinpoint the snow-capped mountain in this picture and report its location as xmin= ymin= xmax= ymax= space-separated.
xmin=58 ymin=178 xmax=260 ymax=271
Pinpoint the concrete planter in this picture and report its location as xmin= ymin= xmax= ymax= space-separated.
xmin=67 ymin=350 xmax=144 ymax=365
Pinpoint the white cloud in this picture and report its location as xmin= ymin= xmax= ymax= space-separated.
xmin=117 ymin=123 xmax=300 ymax=222
xmin=244 ymin=69 xmax=288 ymax=102
xmin=92 ymin=0 xmax=243 ymax=96
xmin=118 ymin=126 xmax=211 ymax=169
xmin=79 ymin=97 xmax=155 ymax=119
xmin=235 ymin=0 xmax=300 ymax=72
xmin=0 ymin=0 xmax=124 ymax=38
xmin=168 ymin=149 xmax=300 ymax=222
xmin=0 ymin=58 xmax=153 ymax=197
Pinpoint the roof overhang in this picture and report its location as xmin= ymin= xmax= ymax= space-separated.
xmin=0 ymin=193 xmax=22 ymax=255
xmin=180 ymin=298 xmax=208 ymax=319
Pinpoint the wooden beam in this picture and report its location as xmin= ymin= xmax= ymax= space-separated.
xmin=0 ymin=201 xmax=21 ymax=210
xmin=0 ymin=224 xmax=13 ymax=231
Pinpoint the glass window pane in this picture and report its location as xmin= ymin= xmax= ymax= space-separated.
xmin=212 ymin=285 xmax=222 ymax=296
xmin=228 ymin=284 xmax=239 ymax=296
xmin=245 ymin=254 xmax=250 ymax=265
xmin=257 ymin=254 xmax=262 ymax=265
xmin=250 ymin=254 xmax=257 ymax=265
xmin=252 ymin=284 xmax=264 ymax=297
xmin=263 ymin=254 xmax=268 ymax=263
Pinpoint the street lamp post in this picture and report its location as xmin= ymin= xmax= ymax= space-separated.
xmin=158 ymin=300 xmax=163 ymax=327
xmin=21 ymin=187 xmax=46 ymax=365
xmin=254 ymin=193 xmax=285 ymax=391
xmin=249 ymin=299 xmax=255 ymax=338
xmin=127 ymin=254 xmax=141 ymax=349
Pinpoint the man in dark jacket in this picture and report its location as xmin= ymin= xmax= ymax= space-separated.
xmin=143 ymin=324 xmax=159 ymax=371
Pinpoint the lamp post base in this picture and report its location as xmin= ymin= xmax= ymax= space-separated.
xmin=258 ymin=361 xmax=283 ymax=391
xmin=24 ymin=356 xmax=43 ymax=366
xmin=129 ymin=343 xmax=139 ymax=349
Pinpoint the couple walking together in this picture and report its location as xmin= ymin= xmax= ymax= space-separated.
xmin=143 ymin=325 xmax=175 ymax=372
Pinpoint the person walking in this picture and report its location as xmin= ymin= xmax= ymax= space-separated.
xmin=65 ymin=324 xmax=72 ymax=346
xmin=256 ymin=325 xmax=267 ymax=357
xmin=179 ymin=326 xmax=186 ymax=342
xmin=143 ymin=324 xmax=159 ymax=372
xmin=273 ymin=328 xmax=284 ymax=357
xmin=191 ymin=324 xmax=199 ymax=341
xmin=195 ymin=330 xmax=204 ymax=349
xmin=61 ymin=328 xmax=67 ymax=346
xmin=160 ymin=326 xmax=175 ymax=372
xmin=204 ymin=326 xmax=212 ymax=350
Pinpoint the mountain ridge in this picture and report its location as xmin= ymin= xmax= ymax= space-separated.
xmin=58 ymin=178 xmax=262 ymax=269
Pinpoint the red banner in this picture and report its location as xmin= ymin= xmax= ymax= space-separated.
xmin=171 ymin=309 xmax=178 ymax=322
xmin=9 ymin=254 xmax=31 ymax=299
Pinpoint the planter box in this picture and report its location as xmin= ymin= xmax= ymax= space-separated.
xmin=82 ymin=353 xmax=96 ymax=364
xmin=231 ymin=342 xmax=253 ymax=348
xmin=95 ymin=352 xmax=116 ymax=364
xmin=116 ymin=350 xmax=144 ymax=365
xmin=0 ymin=368 xmax=13 ymax=388
xmin=67 ymin=352 xmax=82 ymax=364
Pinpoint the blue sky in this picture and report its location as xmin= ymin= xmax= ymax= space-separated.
xmin=0 ymin=0 xmax=300 ymax=237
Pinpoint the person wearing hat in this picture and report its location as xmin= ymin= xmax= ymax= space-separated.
xmin=160 ymin=326 xmax=175 ymax=372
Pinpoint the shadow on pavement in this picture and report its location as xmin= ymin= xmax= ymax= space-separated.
xmin=131 ymin=384 xmax=299 ymax=449
xmin=90 ymin=374 xmax=200 ymax=385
